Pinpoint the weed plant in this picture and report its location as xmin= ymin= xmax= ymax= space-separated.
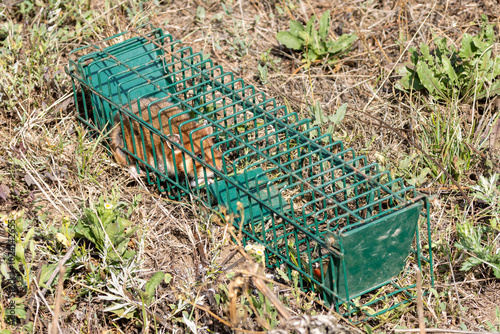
xmin=276 ymin=10 xmax=357 ymax=67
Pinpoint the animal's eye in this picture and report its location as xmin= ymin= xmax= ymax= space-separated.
xmin=197 ymin=154 xmax=203 ymax=159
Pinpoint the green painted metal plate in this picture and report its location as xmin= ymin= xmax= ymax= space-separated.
xmin=208 ymin=168 xmax=289 ymax=223
xmin=79 ymin=36 xmax=176 ymax=129
xmin=328 ymin=202 xmax=422 ymax=301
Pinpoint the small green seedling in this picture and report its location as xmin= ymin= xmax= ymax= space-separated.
xmin=257 ymin=64 xmax=268 ymax=84
xmin=276 ymin=10 xmax=357 ymax=67
xmin=196 ymin=6 xmax=206 ymax=22
xmin=309 ymin=102 xmax=347 ymax=142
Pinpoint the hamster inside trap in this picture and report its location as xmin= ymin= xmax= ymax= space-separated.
xmin=110 ymin=96 xmax=223 ymax=186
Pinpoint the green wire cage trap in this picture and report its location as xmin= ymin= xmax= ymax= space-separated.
xmin=66 ymin=24 xmax=434 ymax=321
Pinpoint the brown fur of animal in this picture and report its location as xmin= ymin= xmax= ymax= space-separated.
xmin=110 ymin=96 xmax=223 ymax=186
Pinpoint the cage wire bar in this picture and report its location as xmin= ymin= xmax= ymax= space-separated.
xmin=66 ymin=24 xmax=434 ymax=321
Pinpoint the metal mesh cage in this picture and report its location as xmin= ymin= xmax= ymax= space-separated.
xmin=66 ymin=24 xmax=434 ymax=320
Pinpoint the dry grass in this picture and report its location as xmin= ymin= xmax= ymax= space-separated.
xmin=1 ymin=0 xmax=500 ymax=333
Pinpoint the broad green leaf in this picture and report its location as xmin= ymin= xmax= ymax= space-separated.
xmin=460 ymin=257 xmax=482 ymax=271
xmin=318 ymin=10 xmax=330 ymax=40
xmin=308 ymin=28 xmax=323 ymax=54
xmin=310 ymin=102 xmax=322 ymax=124
xmin=101 ymin=208 xmax=116 ymax=226
xmin=23 ymin=226 xmax=35 ymax=248
xmin=297 ymin=30 xmax=311 ymax=43
xmin=121 ymin=250 xmax=136 ymax=260
xmin=435 ymin=37 xmax=449 ymax=56
xmin=105 ymin=220 xmax=120 ymax=240
xmin=15 ymin=217 xmax=24 ymax=234
xmin=396 ymin=67 xmax=413 ymax=90
xmin=409 ymin=70 xmax=425 ymax=90
xmin=416 ymin=61 xmax=445 ymax=99
xmin=145 ymin=271 xmax=165 ymax=303
xmin=276 ymin=31 xmax=303 ymax=50
xmin=329 ymin=103 xmax=347 ymax=125
xmin=305 ymin=15 xmax=316 ymax=36
xmin=123 ymin=225 xmax=138 ymax=238
xmin=484 ymin=26 xmax=495 ymax=45
xmin=114 ymin=239 xmax=129 ymax=257
xmin=305 ymin=49 xmax=318 ymax=62
xmin=441 ymin=55 xmax=457 ymax=84
xmin=459 ymin=33 xmax=474 ymax=60
xmin=420 ymin=43 xmax=431 ymax=61
xmin=327 ymin=34 xmax=357 ymax=55
xmin=39 ymin=263 xmax=58 ymax=288
xmin=409 ymin=46 xmax=419 ymax=65
xmin=325 ymin=124 xmax=335 ymax=136
xmin=493 ymin=266 xmax=500 ymax=279
xmin=15 ymin=242 xmax=26 ymax=266
xmin=14 ymin=302 xmax=26 ymax=319
xmin=1 ymin=263 xmax=9 ymax=279
xmin=472 ymin=36 xmax=489 ymax=52
xmin=480 ymin=49 xmax=492 ymax=74
xmin=289 ymin=20 xmax=304 ymax=36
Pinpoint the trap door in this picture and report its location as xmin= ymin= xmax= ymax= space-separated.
xmin=208 ymin=168 xmax=291 ymax=242
xmin=79 ymin=34 xmax=177 ymax=130
xmin=327 ymin=201 xmax=422 ymax=302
